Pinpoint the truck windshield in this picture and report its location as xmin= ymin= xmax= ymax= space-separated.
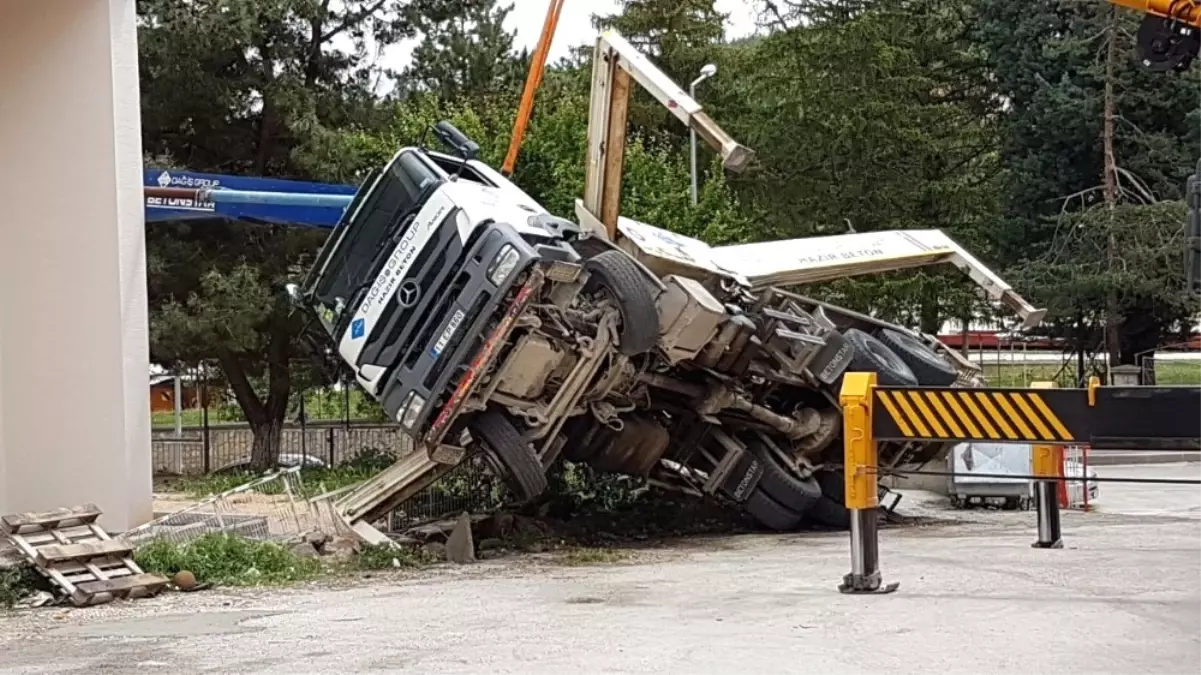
xmin=304 ymin=151 xmax=442 ymax=330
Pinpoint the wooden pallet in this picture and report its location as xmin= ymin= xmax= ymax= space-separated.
xmin=1 ymin=504 xmax=167 ymax=606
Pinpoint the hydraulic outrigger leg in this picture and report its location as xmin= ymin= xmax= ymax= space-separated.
xmin=1030 ymin=383 xmax=1064 ymax=548
xmin=838 ymin=372 xmax=899 ymax=595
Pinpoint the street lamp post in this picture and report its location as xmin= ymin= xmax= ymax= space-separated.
xmin=690 ymin=63 xmax=718 ymax=206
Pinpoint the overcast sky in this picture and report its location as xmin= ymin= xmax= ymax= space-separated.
xmin=380 ymin=0 xmax=760 ymax=75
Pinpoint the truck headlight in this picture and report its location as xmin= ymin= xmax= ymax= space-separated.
xmin=488 ymin=245 xmax=520 ymax=286
xmin=398 ymin=392 xmax=427 ymax=429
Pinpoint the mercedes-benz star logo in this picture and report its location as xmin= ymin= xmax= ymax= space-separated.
xmin=397 ymin=280 xmax=421 ymax=308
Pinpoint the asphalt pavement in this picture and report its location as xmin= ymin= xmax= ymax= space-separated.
xmin=0 ymin=463 xmax=1196 ymax=675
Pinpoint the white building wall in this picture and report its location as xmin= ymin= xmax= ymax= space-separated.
xmin=0 ymin=0 xmax=152 ymax=530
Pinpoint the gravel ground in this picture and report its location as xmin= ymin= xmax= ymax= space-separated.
xmin=0 ymin=464 xmax=1197 ymax=675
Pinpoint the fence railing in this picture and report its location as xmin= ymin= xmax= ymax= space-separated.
xmin=125 ymin=467 xmax=352 ymax=547
xmin=151 ymin=422 xmax=412 ymax=475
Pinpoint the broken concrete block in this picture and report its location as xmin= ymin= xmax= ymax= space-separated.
xmin=303 ymin=530 xmax=332 ymax=552
xmin=478 ymin=538 xmax=505 ymax=552
xmin=289 ymin=542 xmax=321 ymax=558
xmin=323 ymin=536 xmax=360 ymax=562
xmin=445 ymin=513 xmax=475 ymax=564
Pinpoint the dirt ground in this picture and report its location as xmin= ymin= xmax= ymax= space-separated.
xmin=152 ymin=491 xmax=299 ymax=519
xmin=0 ymin=463 xmax=1197 ymax=675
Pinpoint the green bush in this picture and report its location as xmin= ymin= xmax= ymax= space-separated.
xmin=135 ymin=533 xmax=321 ymax=586
xmin=0 ymin=566 xmax=41 ymax=609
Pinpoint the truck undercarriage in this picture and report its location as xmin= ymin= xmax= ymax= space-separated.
xmin=297 ymin=31 xmax=1045 ymax=541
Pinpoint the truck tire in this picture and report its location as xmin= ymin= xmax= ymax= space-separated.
xmin=808 ymin=497 xmax=851 ymax=529
xmin=584 ymin=250 xmax=660 ymax=356
xmin=843 ymin=328 xmax=918 ymax=386
xmin=810 ymin=470 xmax=850 ymax=529
xmin=745 ymin=489 xmax=803 ymax=531
xmin=470 ymin=410 xmax=548 ymax=501
xmin=876 ymin=328 xmax=958 ymax=386
xmin=747 ymin=440 xmax=822 ymax=516
xmin=814 ymin=469 xmax=845 ymax=503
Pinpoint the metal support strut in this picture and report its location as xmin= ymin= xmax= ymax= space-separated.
xmin=838 ymin=372 xmax=899 ymax=595
xmin=1029 ymin=382 xmax=1064 ymax=548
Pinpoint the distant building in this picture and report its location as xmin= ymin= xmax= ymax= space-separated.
xmin=148 ymin=374 xmax=224 ymax=414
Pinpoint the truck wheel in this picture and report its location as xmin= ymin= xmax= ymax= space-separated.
xmin=747 ymin=440 xmax=822 ymax=516
xmin=843 ymin=328 xmax=918 ymax=386
xmin=808 ymin=497 xmax=851 ymax=530
xmin=876 ymin=328 xmax=958 ymax=386
xmin=814 ymin=469 xmax=845 ymax=503
xmin=745 ymin=489 xmax=803 ymax=531
xmin=810 ymin=470 xmax=850 ymax=529
xmin=583 ymin=250 xmax=660 ymax=356
xmin=470 ymin=410 xmax=548 ymax=501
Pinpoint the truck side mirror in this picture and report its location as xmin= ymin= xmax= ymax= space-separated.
xmin=432 ymin=121 xmax=481 ymax=161
xmin=1187 ymin=164 xmax=1200 ymax=299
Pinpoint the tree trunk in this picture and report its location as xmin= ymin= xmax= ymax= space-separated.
xmin=254 ymin=325 xmax=294 ymax=471
xmin=959 ymin=314 xmax=971 ymax=358
xmin=249 ymin=417 xmax=284 ymax=472
xmin=216 ymin=340 xmax=292 ymax=472
xmin=919 ymin=280 xmax=941 ymax=335
xmin=254 ymin=35 xmax=277 ymax=176
xmin=1101 ymin=7 xmax=1121 ymax=369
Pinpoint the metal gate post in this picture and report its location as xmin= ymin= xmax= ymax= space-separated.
xmin=838 ymin=372 xmax=898 ymax=594
xmin=1030 ymin=381 xmax=1064 ymax=549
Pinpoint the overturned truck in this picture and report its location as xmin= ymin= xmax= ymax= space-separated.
xmin=289 ymin=31 xmax=1044 ymax=540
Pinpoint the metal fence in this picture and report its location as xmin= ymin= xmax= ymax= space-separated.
xmin=125 ymin=467 xmax=346 ymax=547
xmin=152 ymin=422 xmax=411 ymax=475
xmin=140 ymin=445 xmax=511 ymax=539
xmin=388 ymin=455 xmax=510 ymax=532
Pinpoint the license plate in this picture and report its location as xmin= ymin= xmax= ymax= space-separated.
xmin=431 ymin=309 xmax=466 ymax=359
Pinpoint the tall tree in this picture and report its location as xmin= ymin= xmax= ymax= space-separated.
xmin=138 ymin=0 xmax=428 ymax=468
xmin=592 ymin=0 xmax=729 ymax=138
xmin=976 ymin=0 xmax=1200 ymax=364
xmin=399 ymin=0 xmax=522 ymax=102
xmin=594 ymin=0 xmax=726 ymax=79
xmin=724 ymin=1 xmax=1002 ymax=329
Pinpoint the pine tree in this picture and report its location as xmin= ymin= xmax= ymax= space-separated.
xmin=976 ymin=0 xmax=1199 ymax=364
xmin=593 ymin=0 xmax=726 ymax=82
xmin=400 ymin=0 xmax=522 ymax=102
xmin=137 ymin=0 xmax=433 ymax=468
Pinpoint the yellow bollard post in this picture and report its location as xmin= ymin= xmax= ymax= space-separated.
xmin=1030 ymin=381 xmax=1064 ymax=549
xmin=837 ymin=372 xmax=898 ymax=594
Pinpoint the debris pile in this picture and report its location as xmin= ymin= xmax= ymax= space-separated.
xmin=1 ymin=504 xmax=167 ymax=607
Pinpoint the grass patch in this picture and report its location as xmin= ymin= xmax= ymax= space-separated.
xmin=559 ymin=547 xmax=629 ymax=566
xmin=158 ymin=451 xmax=396 ymax=500
xmin=977 ymin=361 xmax=1201 ymax=387
xmin=135 ymin=533 xmax=321 ymax=586
xmin=354 ymin=543 xmax=433 ymax=571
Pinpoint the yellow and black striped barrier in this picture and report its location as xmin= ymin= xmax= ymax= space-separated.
xmin=875 ymin=387 xmax=1074 ymax=443
xmin=837 ymin=373 xmax=1201 ymax=595
xmin=871 ymin=381 xmax=1200 ymax=448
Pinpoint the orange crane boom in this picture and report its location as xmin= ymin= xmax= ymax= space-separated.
xmin=501 ymin=0 xmax=566 ymax=176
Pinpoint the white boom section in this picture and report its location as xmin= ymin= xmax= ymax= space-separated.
xmin=582 ymin=30 xmax=754 ymax=230
xmin=615 ymin=218 xmax=1047 ymax=329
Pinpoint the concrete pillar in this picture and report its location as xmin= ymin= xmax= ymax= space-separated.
xmin=0 ymin=0 xmax=152 ymax=530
